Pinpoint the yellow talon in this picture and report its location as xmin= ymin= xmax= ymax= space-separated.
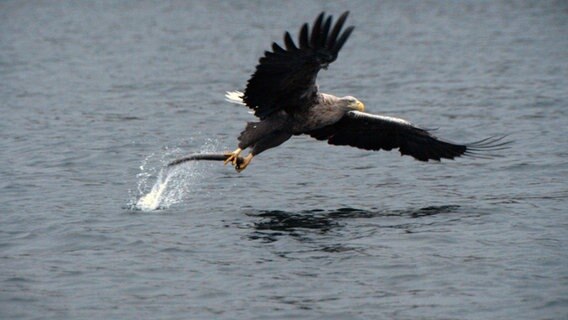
xmin=236 ymin=154 xmax=254 ymax=173
xmin=224 ymin=148 xmax=242 ymax=166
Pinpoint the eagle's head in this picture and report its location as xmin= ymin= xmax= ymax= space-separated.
xmin=342 ymin=96 xmax=365 ymax=112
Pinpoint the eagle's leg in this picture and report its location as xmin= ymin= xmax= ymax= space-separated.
xmin=224 ymin=148 xmax=242 ymax=166
xmin=235 ymin=153 xmax=254 ymax=173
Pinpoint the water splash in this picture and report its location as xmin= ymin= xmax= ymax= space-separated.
xmin=130 ymin=140 xmax=222 ymax=211
xmin=135 ymin=165 xmax=192 ymax=211
xmin=135 ymin=168 xmax=170 ymax=211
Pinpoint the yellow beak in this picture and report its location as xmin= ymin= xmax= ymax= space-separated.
xmin=354 ymin=100 xmax=365 ymax=112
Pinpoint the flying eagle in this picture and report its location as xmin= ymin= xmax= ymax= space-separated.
xmin=223 ymin=11 xmax=508 ymax=172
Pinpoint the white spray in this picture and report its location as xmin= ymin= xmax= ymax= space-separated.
xmin=130 ymin=141 xmax=221 ymax=211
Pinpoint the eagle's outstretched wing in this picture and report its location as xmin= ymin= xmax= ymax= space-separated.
xmin=308 ymin=111 xmax=510 ymax=161
xmin=243 ymin=11 xmax=354 ymax=119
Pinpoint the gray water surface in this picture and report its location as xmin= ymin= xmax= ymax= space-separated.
xmin=1 ymin=1 xmax=567 ymax=319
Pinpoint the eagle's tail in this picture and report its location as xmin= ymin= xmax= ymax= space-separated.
xmin=225 ymin=91 xmax=245 ymax=105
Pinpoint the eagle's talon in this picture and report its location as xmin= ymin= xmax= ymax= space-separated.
xmin=224 ymin=148 xmax=242 ymax=166
xmin=235 ymin=153 xmax=253 ymax=173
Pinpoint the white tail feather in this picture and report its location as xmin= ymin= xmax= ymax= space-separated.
xmin=225 ymin=91 xmax=245 ymax=105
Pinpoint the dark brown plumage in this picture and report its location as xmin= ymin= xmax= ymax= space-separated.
xmin=243 ymin=11 xmax=354 ymax=120
xmin=308 ymin=111 xmax=508 ymax=162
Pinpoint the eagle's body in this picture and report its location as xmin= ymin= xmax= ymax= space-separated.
xmin=223 ymin=12 xmax=507 ymax=172
xmin=237 ymin=93 xmax=359 ymax=157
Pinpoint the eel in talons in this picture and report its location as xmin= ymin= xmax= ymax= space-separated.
xmin=167 ymin=153 xmax=245 ymax=168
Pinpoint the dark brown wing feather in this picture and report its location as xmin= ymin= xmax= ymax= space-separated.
xmin=243 ymin=12 xmax=354 ymax=119
xmin=308 ymin=111 xmax=510 ymax=161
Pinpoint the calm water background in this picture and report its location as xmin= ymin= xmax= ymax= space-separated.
xmin=1 ymin=1 xmax=567 ymax=319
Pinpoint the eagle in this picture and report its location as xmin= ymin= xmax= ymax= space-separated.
xmin=223 ymin=11 xmax=508 ymax=172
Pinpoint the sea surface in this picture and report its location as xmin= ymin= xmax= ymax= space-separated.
xmin=1 ymin=1 xmax=567 ymax=319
